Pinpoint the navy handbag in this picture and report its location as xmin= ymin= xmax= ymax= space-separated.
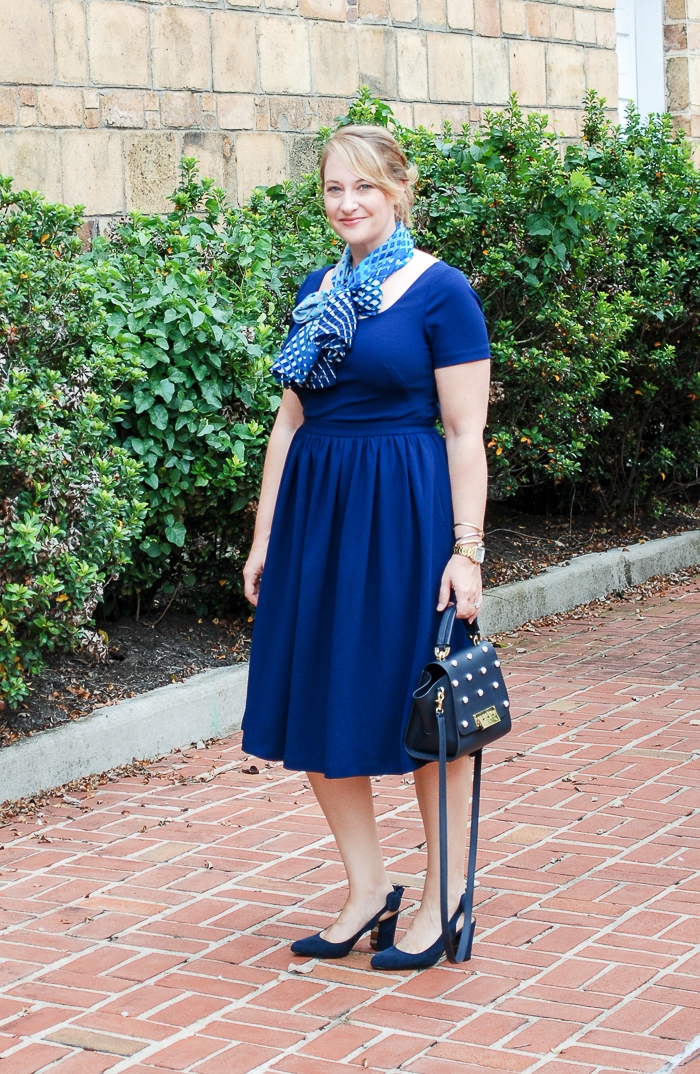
xmin=404 ymin=606 xmax=512 ymax=963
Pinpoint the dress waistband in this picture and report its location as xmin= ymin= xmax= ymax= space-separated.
xmin=299 ymin=419 xmax=439 ymax=437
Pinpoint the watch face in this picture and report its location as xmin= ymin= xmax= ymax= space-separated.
xmin=474 ymin=546 xmax=485 ymax=563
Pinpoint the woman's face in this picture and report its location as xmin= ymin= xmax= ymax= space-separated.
xmin=322 ymin=150 xmax=397 ymax=255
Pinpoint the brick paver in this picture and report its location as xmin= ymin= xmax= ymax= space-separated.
xmin=1 ymin=577 xmax=700 ymax=1074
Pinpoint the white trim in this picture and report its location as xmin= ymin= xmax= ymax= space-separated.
xmin=634 ymin=0 xmax=665 ymax=118
xmin=616 ymin=0 xmax=665 ymax=119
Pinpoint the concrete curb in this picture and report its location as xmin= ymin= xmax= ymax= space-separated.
xmin=478 ymin=528 xmax=700 ymax=636
xmin=2 ymin=529 xmax=699 ymax=807
xmin=0 ymin=664 xmax=248 ymax=806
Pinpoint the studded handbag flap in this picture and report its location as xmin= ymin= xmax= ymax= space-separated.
xmin=405 ymin=610 xmax=511 ymax=762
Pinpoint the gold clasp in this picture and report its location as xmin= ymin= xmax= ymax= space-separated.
xmin=435 ymin=686 xmax=445 ymax=716
xmin=474 ymin=706 xmax=500 ymax=729
xmin=435 ymin=646 xmax=450 ymax=660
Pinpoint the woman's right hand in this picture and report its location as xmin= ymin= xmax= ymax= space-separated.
xmin=243 ymin=541 xmax=268 ymax=606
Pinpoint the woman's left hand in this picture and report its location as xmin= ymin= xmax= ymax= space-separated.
xmin=437 ymin=555 xmax=483 ymax=621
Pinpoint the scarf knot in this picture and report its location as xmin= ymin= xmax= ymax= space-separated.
xmin=272 ymin=223 xmax=415 ymax=390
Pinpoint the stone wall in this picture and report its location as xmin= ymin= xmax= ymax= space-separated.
xmin=1 ymin=0 xmax=622 ymax=220
xmin=664 ymin=0 xmax=700 ymax=145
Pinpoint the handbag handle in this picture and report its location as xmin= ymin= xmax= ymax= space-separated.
xmin=435 ymin=605 xmax=480 ymax=659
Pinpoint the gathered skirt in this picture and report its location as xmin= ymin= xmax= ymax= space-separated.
xmin=240 ymin=419 xmax=468 ymax=778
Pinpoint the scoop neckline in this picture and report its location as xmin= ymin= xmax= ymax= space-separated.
xmin=315 ymin=259 xmax=442 ymax=318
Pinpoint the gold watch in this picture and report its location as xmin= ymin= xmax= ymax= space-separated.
xmin=453 ymin=543 xmax=485 ymax=563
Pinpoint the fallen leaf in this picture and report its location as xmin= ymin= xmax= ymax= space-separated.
xmin=288 ymin=959 xmax=315 ymax=975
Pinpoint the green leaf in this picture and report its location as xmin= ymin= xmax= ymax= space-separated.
xmin=155 ymin=378 xmax=175 ymax=403
xmin=151 ymin=404 xmax=169 ymax=430
xmin=568 ymin=170 xmax=593 ymax=192
xmin=200 ymin=382 xmax=222 ymax=407
xmin=164 ymin=517 xmax=186 ymax=547
xmin=525 ymin=214 xmax=552 ymax=237
xmin=133 ymin=390 xmax=154 ymax=414
xmin=106 ymin=311 xmax=127 ymax=330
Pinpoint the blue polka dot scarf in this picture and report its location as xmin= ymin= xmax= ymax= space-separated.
xmin=272 ymin=222 xmax=415 ymax=390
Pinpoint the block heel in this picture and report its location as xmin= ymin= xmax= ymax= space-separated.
xmin=370 ymin=909 xmax=400 ymax=952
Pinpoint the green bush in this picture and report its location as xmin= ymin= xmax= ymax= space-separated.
xmin=0 ymin=180 xmax=145 ymax=705
xmin=88 ymin=162 xmax=334 ymax=611
xmin=568 ymin=98 xmax=700 ymax=513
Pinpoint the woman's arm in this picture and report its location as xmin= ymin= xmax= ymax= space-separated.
xmin=243 ymin=388 xmax=304 ymax=605
xmin=434 ymin=359 xmax=491 ymax=621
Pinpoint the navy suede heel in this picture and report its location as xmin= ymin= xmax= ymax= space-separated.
xmin=370 ymin=904 xmax=470 ymax=971
xmin=290 ymin=885 xmax=404 ymax=960
xmin=369 ymin=906 xmax=401 ymax=951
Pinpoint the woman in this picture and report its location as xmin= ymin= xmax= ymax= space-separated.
xmin=241 ymin=125 xmax=490 ymax=970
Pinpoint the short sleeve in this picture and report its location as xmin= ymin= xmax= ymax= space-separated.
xmin=425 ymin=264 xmax=491 ymax=368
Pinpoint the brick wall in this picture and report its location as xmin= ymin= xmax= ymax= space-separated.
xmin=0 ymin=0 xmax=622 ymax=220
xmin=664 ymin=0 xmax=700 ymax=146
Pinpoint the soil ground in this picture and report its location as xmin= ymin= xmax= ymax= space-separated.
xmin=2 ymin=502 xmax=698 ymax=748
xmin=1 ymin=578 xmax=699 ymax=1073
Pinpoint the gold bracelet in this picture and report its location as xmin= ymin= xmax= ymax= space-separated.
xmin=453 ymin=522 xmax=484 ymax=535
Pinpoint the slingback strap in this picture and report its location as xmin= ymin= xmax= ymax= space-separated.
xmin=437 ymin=707 xmax=481 ymax=965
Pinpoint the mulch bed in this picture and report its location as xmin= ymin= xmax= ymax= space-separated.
xmin=2 ymin=501 xmax=698 ymax=748
xmin=0 ymin=613 xmax=252 ymax=748
xmin=481 ymin=501 xmax=700 ymax=589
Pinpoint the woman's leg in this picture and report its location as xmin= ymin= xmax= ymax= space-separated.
xmin=398 ymin=753 xmax=472 ymax=952
xmin=307 ymin=772 xmax=396 ymax=942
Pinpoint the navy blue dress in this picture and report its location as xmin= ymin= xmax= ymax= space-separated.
xmin=241 ymin=260 xmax=490 ymax=778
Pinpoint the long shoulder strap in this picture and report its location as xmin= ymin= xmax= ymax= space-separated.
xmin=437 ymin=710 xmax=481 ymax=964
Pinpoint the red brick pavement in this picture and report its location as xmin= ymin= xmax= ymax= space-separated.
xmin=1 ymin=578 xmax=700 ymax=1074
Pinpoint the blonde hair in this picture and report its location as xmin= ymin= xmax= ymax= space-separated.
xmin=320 ymin=125 xmax=419 ymax=228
